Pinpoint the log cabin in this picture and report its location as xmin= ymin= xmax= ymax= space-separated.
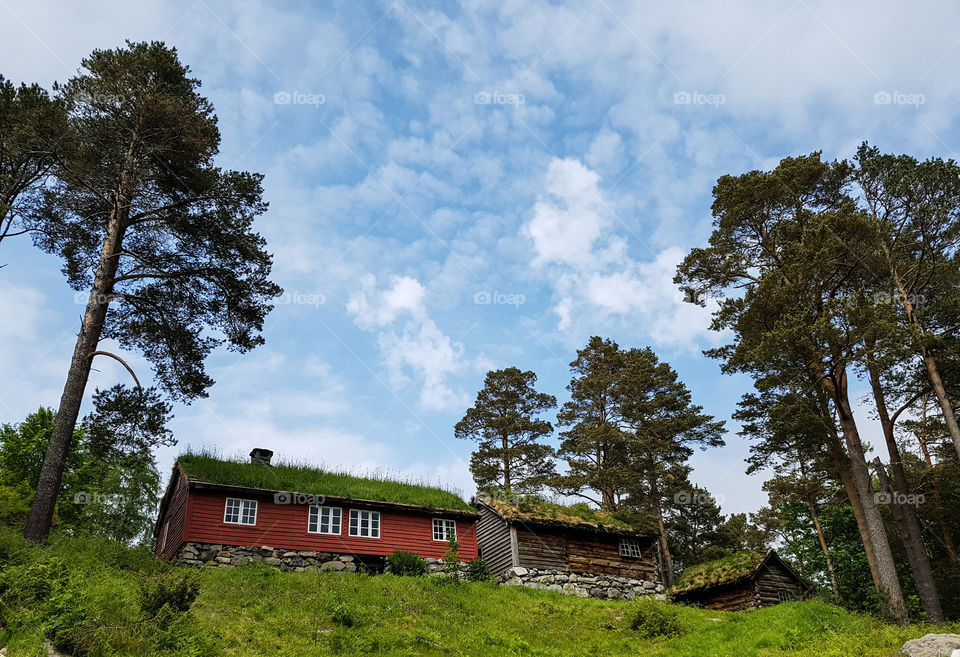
xmin=670 ymin=549 xmax=810 ymax=611
xmin=474 ymin=496 xmax=662 ymax=586
xmin=154 ymin=449 xmax=479 ymax=571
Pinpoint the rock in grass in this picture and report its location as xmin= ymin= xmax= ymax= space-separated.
xmin=899 ymin=634 xmax=960 ymax=657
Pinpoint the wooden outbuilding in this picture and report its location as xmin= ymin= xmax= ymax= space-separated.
xmin=670 ymin=550 xmax=810 ymax=611
xmin=474 ymin=496 xmax=661 ymax=582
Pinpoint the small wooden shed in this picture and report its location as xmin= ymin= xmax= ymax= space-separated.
xmin=670 ymin=550 xmax=810 ymax=611
xmin=474 ymin=497 xmax=661 ymax=581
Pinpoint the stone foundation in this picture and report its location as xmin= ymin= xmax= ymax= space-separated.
xmin=175 ymin=543 xmax=663 ymax=599
xmin=500 ymin=566 xmax=666 ymax=601
xmin=175 ymin=542 xmax=467 ymax=576
xmin=176 ymin=542 xmax=363 ymax=572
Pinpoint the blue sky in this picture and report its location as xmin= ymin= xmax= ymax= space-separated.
xmin=1 ymin=0 xmax=958 ymax=515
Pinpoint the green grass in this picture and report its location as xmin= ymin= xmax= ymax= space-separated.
xmin=672 ymin=550 xmax=766 ymax=593
xmin=177 ymin=451 xmax=473 ymax=511
xmin=481 ymin=495 xmax=641 ymax=530
xmin=1 ymin=526 xmax=956 ymax=657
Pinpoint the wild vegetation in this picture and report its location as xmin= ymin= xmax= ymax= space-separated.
xmin=1 ymin=527 xmax=956 ymax=657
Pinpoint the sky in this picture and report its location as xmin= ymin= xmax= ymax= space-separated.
xmin=1 ymin=0 xmax=959 ymax=517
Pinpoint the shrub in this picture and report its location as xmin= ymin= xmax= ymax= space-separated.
xmin=330 ymin=593 xmax=360 ymax=627
xmin=442 ymin=535 xmax=461 ymax=580
xmin=139 ymin=571 xmax=201 ymax=618
xmin=629 ymin=598 xmax=683 ymax=639
xmin=467 ymin=558 xmax=493 ymax=582
xmin=386 ymin=549 xmax=428 ymax=576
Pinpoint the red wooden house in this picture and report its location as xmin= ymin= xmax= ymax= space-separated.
xmin=154 ymin=449 xmax=479 ymax=571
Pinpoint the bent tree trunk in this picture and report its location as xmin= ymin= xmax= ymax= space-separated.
xmin=23 ymin=213 xmax=126 ymax=542
xmin=819 ymin=367 xmax=907 ymax=622
xmin=866 ymin=364 xmax=944 ymax=621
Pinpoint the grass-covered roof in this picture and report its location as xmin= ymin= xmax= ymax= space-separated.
xmin=671 ymin=550 xmax=769 ymax=593
xmin=177 ymin=451 xmax=473 ymax=512
xmin=478 ymin=495 xmax=653 ymax=533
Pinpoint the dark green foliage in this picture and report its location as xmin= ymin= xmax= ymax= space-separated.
xmin=0 ymin=74 xmax=67 ymax=252
xmin=629 ymin=598 xmax=684 ymax=639
xmin=467 ymin=558 xmax=493 ymax=582
xmin=456 ymin=367 xmax=557 ymax=493
xmin=139 ymin=571 xmax=201 ymax=618
xmin=386 ymin=549 xmax=428 ymax=577
xmin=443 ymin=534 xmax=462 ymax=580
xmin=1 ymin=407 xmax=163 ymax=542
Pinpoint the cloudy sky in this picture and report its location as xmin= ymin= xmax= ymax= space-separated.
xmin=1 ymin=0 xmax=958 ymax=515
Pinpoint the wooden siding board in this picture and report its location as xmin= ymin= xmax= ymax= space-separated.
xmin=181 ymin=489 xmax=477 ymax=560
xmin=475 ymin=505 xmax=514 ymax=575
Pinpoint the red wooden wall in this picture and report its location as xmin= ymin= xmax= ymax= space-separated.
xmin=175 ymin=489 xmax=478 ymax=560
xmin=155 ymin=468 xmax=189 ymax=558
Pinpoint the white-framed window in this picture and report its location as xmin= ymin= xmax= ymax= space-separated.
xmin=433 ymin=518 xmax=457 ymax=542
xmin=161 ymin=521 xmax=169 ymax=551
xmin=619 ymin=538 xmax=643 ymax=558
xmin=308 ymin=506 xmax=342 ymax=534
xmin=348 ymin=509 xmax=380 ymax=538
xmin=224 ymin=497 xmax=258 ymax=525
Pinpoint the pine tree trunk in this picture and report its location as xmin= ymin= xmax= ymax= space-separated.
xmin=916 ymin=399 xmax=959 ymax=566
xmin=818 ymin=366 xmax=908 ymax=622
xmin=823 ymin=424 xmax=883 ymax=587
xmin=23 ymin=213 xmax=125 ymax=542
xmin=866 ymin=364 xmax=944 ymax=621
xmin=882 ymin=246 xmax=960 ymax=461
xmin=648 ymin=470 xmax=674 ymax=588
xmin=23 ymin=127 xmax=138 ymax=542
xmin=502 ymin=435 xmax=511 ymax=492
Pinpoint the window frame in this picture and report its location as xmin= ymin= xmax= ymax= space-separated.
xmin=161 ymin=521 xmax=169 ymax=551
xmin=619 ymin=538 xmax=643 ymax=559
xmin=308 ymin=505 xmax=343 ymax=535
xmin=348 ymin=509 xmax=381 ymax=538
xmin=777 ymin=590 xmax=793 ymax=603
xmin=223 ymin=497 xmax=258 ymax=526
xmin=432 ymin=518 xmax=457 ymax=542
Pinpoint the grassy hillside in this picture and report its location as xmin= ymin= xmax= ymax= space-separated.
xmin=0 ymin=527 xmax=955 ymax=657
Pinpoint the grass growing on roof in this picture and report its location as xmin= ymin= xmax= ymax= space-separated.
xmin=671 ymin=550 xmax=768 ymax=593
xmin=177 ymin=450 xmax=472 ymax=511
xmin=480 ymin=494 xmax=650 ymax=531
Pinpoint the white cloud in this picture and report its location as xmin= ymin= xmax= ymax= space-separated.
xmin=347 ymin=274 xmax=474 ymax=412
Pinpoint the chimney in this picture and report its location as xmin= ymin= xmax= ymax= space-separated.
xmin=250 ymin=448 xmax=273 ymax=466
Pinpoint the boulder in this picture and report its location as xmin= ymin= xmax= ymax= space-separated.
xmin=899 ymin=634 xmax=960 ymax=657
xmin=320 ymin=560 xmax=346 ymax=571
xmin=509 ymin=566 xmax=528 ymax=577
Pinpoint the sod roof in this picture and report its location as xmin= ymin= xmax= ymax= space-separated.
xmin=176 ymin=452 xmax=473 ymax=512
xmin=671 ymin=550 xmax=770 ymax=594
xmin=477 ymin=495 xmax=654 ymax=533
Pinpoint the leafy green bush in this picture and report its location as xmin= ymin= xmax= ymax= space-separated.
xmin=386 ymin=549 xmax=428 ymax=576
xmin=467 ymin=558 xmax=493 ymax=582
xmin=629 ymin=598 xmax=683 ymax=639
xmin=330 ymin=593 xmax=360 ymax=627
xmin=139 ymin=571 xmax=201 ymax=618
